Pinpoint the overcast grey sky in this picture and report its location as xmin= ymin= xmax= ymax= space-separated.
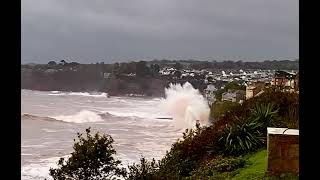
xmin=22 ymin=0 xmax=299 ymax=64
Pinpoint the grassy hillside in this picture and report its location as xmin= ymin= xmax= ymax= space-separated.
xmin=231 ymin=149 xmax=267 ymax=179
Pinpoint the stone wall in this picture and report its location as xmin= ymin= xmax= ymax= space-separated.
xmin=267 ymin=128 xmax=299 ymax=176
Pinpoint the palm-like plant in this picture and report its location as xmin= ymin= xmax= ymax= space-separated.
xmin=218 ymin=117 xmax=264 ymax=156
xmin=250 ymin=103 xmax=279 ymax=132
xmin=218 ymin=103 xmax=279 ymax=156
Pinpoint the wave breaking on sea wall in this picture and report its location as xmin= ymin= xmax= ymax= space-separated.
xmin=160 ymin=82 xmax=210 ymax=130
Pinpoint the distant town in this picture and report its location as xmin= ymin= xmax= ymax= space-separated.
xmin=21 ymin=59 xmax=299 ymax=103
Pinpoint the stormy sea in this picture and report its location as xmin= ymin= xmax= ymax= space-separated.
xmin=21 ymin=83 xmax=210 ymax=179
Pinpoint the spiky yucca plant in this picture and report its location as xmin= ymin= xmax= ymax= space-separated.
xmin=250 ymin=103 xmax=279 ymax=134
xmin=219 ymin=103 xmax=279 ymax=156
xmin=218 ymin=117 xmax=264 ymax=156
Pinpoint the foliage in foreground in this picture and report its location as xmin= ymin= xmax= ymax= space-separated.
xmin=126 ymin=157 xmax=159 ymax=180
xmin=49 ymin=128 xmax=126 ymax=180
xmin=218 ymin=117 xmax=264 ymax=156
xmin=218 ymin=103 xmax=279 ymax=156
xmin=250 ymin=103 xmax=279 ymax=134
xmin=211 ymin=87 xmax=299 ymax=129
xmin=154 ymin=125 xmax=225 ymax=178
xmin=189 ymin=155 xmax=245 ymax=178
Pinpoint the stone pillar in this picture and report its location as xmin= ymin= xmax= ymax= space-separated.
xmin=267 ymin=128 xmax=299 ymax=176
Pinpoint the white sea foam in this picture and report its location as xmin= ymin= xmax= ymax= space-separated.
xmin=22 ymin=154 xmax=127 ymax=180
xmin=48 ymin=92 xmax=67 ymax=96
xmin=106 ymin=110 xmax=166 ymax=120
xmin=21 ymin=144 xmax=46 ymax=148
xmin=160 ymin=82 xmax=210 ymax=130
xmin=50 ymin=91 xmax=60 ymax=93
xmin=21 ymin=155 xmax=69 ymax=180
xmin=41 ymin=128 xmax=57 ymax=133
xmin=21 ymin=153 xmax=34 ymax=156
xmin=48 ymin=91 xmax=108 ymax=97
xmin=52 ymin=110 xmax=104 ymax=123
xmin=69 ymin=92 xmax=108 ymax=97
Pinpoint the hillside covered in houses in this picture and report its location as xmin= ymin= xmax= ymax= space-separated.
xmin=21 ymin=59 xmax=299 ymax=97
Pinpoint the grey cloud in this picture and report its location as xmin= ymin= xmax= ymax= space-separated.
xmin=22 ymin=0 xmax=299 ymax=63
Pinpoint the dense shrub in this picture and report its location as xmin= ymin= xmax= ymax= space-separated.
xmin=204 ymin=156 xmax=245 ymax=173
xmin=210 ymin=101 xmax=240 ymax=122
xmin=127 ymin=157 xmax=159 ymax=180
xmin=49 ymin=128 xmax=126 ymax=180
xmin=282 ymin=102 xmax=299 ymax=129
xmin=154 ymin=125 xmax=225 ymax=178
xmin=184 ymin=156 xmax=245 ymax=179
xmin=156 ymin=127 xmax=204 ymax=178
xmin=217 ymin=103 xmax=279 ymax=156
xmin=211 ymin=87 xmax=299 ymax=129
xmin=218 ymin=117 xmax=264 ymax=156
xmin=245 ymin=87 xmax=299 ymax=129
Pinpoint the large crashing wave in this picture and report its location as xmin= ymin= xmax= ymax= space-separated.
xmin=160 ymin=82 xmax=210 ymax=130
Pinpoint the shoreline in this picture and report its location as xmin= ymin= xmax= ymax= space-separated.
xmin=21 ymin=89 xmax=165 ymax=98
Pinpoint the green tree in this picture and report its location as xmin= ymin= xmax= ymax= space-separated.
xmin=49 ymin=128 xmax=126 ymax=180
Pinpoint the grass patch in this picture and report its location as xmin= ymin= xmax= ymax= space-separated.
xmin=230 ymin=149 xmax=267 ymax=180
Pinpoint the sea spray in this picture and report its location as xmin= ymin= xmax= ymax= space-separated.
xmin=53 ymin=110 xmax=103 ymax=123
xmin=160 ymin=82 xmax=210 ymax=130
